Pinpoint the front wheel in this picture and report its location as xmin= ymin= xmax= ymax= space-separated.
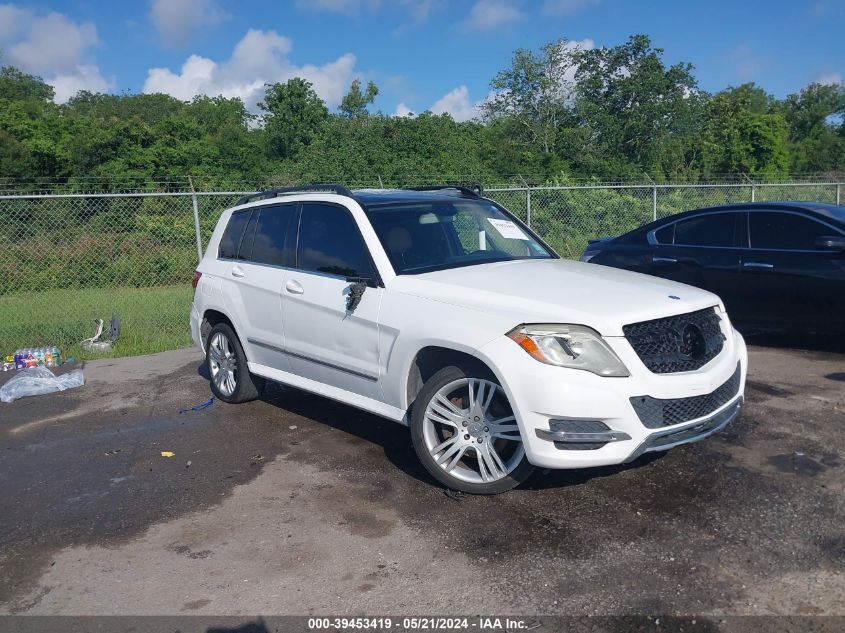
xmin=410 ymin=366 xmax=534 ymax=494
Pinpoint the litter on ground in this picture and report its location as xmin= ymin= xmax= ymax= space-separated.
xmin=0 ymin=366 xmax=84 ymax=403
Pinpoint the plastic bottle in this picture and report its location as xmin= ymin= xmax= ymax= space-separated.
xmin=14 ymin=350 xmax=24 ymax=370
xmin=52 ymin=346 xmax=61 ymax=367
xmin=45 ymin=348 xmax=54 ymax=368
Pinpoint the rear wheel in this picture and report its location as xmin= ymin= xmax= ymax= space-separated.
xmin=206 ymin=323 xmax=264 ymax=404
xmin=410 ymin=366 xmax=534 ymax=494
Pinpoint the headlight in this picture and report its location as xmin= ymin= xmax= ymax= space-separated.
xmin=506 ymin=323 xmax=630 ymax=377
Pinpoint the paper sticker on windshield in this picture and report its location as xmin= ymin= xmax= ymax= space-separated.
xmin=487 ymin=218 xmax=529 ymax=240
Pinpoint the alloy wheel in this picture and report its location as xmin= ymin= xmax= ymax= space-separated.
xmin=422 ymin=378 xmax=524 ymax=484
xmin=208 ymin=331 xmax=238 ymax=397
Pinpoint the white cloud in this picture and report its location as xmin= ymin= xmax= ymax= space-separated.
xmin=729 ymin=44 xmax=762 ymax=82
xmin=50 ymin=64 xmax=113 ymax=102
xmin=430 ymin=85 xmax=483 ymax=122
xmin=149 ymin=0 xmax=228 ymax=46
xmin=400 ymin=0 xmax=441 ymax=22
xmin=542 ymin=0 xmax=599 ymax=15
xmin=816 ymin=72 xmax=842 ymax=86
xmin=143 ymin=29 xmax=359 ymax=110
xmin=465 ymin=0 xmax=525 ymax=31
xmin=295 ymin=0 xmax=380 ymax=14
xmin=0 ymin=4 xmax=28 ymax=42
xmin=0 ymin=3 xmax=113 ymax=102
xmin=298 ymin=0 xmax=439 ymax=23
xmin=394 ymin=102 xmax=414 ymax=117
xmin=1 ymin=6 xmax=98 ymax=74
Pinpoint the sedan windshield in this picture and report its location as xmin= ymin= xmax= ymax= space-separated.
xmin=364 ymin=198 xmax=556 ymax=274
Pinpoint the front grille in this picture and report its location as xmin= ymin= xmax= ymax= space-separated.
xmin=634 ymin=400 xmax=741 ymax=456
xmin=623 ymin=307 xmax=725 ymax=373
xmin=630 ymin=363 xmax=742 ymax=429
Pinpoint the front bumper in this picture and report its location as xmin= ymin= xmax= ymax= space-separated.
xmin=475 ymin=325 xmax=747 ymax=470
xmin=624 ymin=397 xmax=742 ymax=463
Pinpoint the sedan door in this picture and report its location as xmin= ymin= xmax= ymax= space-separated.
xmin=282 ymin=202 xmax=384 ymax=401
xmin=738 ymin=210 xmax=845 ymax=334
xmin=646 ymin=211 xmax=744 ymax=312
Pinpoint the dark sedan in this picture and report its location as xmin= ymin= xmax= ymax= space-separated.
xmin=581 ymin=202 xmax=845 ymax=335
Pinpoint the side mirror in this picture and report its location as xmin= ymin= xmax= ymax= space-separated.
xmin=815 ymin=235 xmax=845 ymax=251
xmin=347 ymin=276 xmax=379 ymax=288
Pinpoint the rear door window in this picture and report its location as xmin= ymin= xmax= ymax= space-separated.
xmin=673 ymin=213 xmax=737 ymax=247
xmin=250 ymin=204 xmax=298 ymax=267
xmin=296 ymin=203 xmax=371 ymax=278
xmin=654 ymin=224 xmax=675 ymax=245
xmin=218 ymin=210 xmax=251 ymax=259
xmin=749 ymin=212 xmax=836 ymax=250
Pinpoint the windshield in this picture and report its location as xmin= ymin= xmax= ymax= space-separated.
xmin=364 ymin=198 xmax=556 ymax=274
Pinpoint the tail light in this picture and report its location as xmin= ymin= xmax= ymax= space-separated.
xmin=192 ymin=271 xmax=202 ymax=289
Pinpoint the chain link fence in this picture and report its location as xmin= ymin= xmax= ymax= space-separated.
xmin=0 ymin=181 xmax=841 ymax=360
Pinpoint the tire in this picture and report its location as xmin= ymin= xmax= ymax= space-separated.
xmin=205 ymin=322 xmax=264 ymax=404
xmin=410 ymin=365 xmax=534 ymax=494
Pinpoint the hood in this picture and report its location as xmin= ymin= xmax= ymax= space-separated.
xmin=387 ymin=258 xmax=722 ymax=337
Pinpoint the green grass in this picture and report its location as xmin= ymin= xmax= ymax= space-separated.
xmin=0 ymin=285 xmax=194 ymax=361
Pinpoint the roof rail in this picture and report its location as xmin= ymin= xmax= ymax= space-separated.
xmin=235 ymin=183 xmax=354 ymax=206
xmin=403 ymin=184 xmax=484 ymax=198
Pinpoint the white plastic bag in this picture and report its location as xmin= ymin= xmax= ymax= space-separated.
xmin=0 ymin=366 xmax=84 ymax=403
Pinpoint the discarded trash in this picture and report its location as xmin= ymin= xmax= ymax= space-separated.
xmin=289 ymin=425 xmax=297 ymax=430
xmin=161 ymin=451 xmax=175 ymax=457
xmin=179 ymin=397 xmax=214 ymax=414
xmin=5 ymin=347 xmax=62 ymax=371
xmin=444 ymin=489 xmax=463 ymax=502
xmin=186 ymin=460 xmax=192 ymax=468
xmin=81 ymin=314 xmax=121 ymax=353
xmin=0 ymin=366 xmax=84 ymax=403
xmin=104 ymin=449 xmax=123 ymax=456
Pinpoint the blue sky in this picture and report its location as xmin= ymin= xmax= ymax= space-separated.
xmin=1 ymin=0 xmax=843 ymax=118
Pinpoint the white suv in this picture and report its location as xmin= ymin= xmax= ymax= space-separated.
xmin=190 ymin=184 xmax=747 ymax=494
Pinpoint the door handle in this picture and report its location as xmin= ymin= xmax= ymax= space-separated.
xmin=231 ymin=265 xmax=245 ymax=278
xmin=285 ymin=279 xmax=304 ymax=295
xmin=743 ymin=261 xmax=774 ymax=269
xmin=652 ymin=256 xmax=678 ymax=264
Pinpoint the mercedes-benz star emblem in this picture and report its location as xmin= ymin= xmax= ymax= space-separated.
xmin=679 ymin=323 xmax=706 ymax=359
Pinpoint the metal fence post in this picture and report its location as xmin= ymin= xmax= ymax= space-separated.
xmin=526 ymin=187 xmax=532 ymax=227
xmin=838 ymin=183 xmax=841 ymax=206
xmin=652 ymin=186 xmax=657 ymax=221
xmin=188 ymin=177 xmax=203 ymax=263
xmin=751 ymin=184 xmax=756 ymax=202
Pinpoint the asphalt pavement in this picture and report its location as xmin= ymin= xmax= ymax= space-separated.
xmin=0 ymin=343 xmax=843 ymax=620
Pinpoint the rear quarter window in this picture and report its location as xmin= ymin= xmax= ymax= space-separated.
xmin=218 ymin=210 xmax=250 ymax=259
xmin=655 ymin=224 xmax=674 ymax=245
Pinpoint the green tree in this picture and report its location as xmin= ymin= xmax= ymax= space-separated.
xmin=482 ymin=41 xmax=578 ymax=156
xmin=573 ymin=34 xmax=699 ymax=179
xmin=699 ymin=85 xmax=790 ymax=178
xmin=0 ymin=66 xmax=55 ymax=102
xmin=339 ymin=79 xmax=379 ymax=119
xmin=778 ymin=82 xmax=845 ymax=172
xmin=258 ymin=78 xmax=328 ymax=161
